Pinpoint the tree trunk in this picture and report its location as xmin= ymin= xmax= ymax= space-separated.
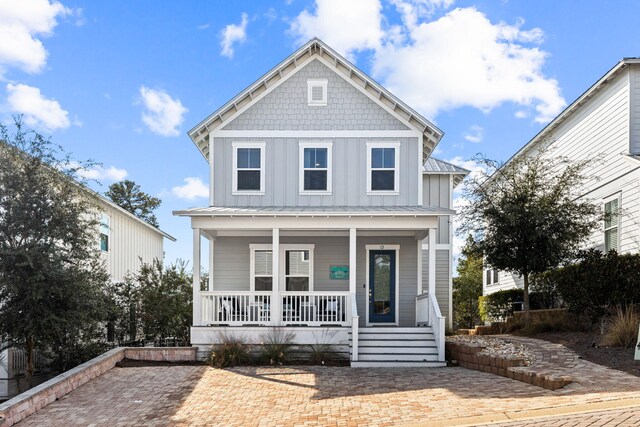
xmin=523 ymin=274 xmax=531 ymax=327
xmin=25 ymin=336 xmax=34 ymax=388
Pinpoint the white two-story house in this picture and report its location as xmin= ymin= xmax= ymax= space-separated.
xmin=176 ymin=39 xmax=468 ymax=367
xmin=484 ymin=57 xmax=640 ymax=296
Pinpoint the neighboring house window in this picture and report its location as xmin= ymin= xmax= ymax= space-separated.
xmin=100 ymin=213 xmax=110 ymax=252
xmin=307 ymin=79 xmax=327 ymax=106
xmin=250 ymin=244 xmax=272 ymax=291
xmin=284 ymin=246 xmax=314 ymax=291
xmin=486 ymin=269 xmax=499 ymax=285
xmin=367 ymin=142 xmax=400 ymax=193
xmin=299 ymin=142 xmax=332 ymax=193
xmin=232 ymin=142 xmax=265 ymax=194
xmin=604 ymin=195 xmax=620 ymax=252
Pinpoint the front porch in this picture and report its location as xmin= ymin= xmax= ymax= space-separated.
xmin=179 ymin=207 xmax=449 ymax=365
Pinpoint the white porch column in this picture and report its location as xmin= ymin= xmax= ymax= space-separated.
xmin=208 ymin=238 xmax=214 ymax=291
xmin=272 ymin=228 xmax=280 ymax=325
xmin=193 ymin=228 xmax=201 ymax=326
xmin=428 ymin=228 xmax=437 ymax=296
xmin=349 ymin=228 xmax=357 ymax=295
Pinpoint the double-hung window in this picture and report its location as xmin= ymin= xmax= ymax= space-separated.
xmin=367 ymin=142 xmax=400 ymax=194
xmin=250 ymin=244 xmax=272 ymax=291
xmin=100 ymin=213 xmax=110 ymax=252
xmin=299 ymin=142 xmax=332 ymax=194
xmin=283 ymin=245 xmax=314 ymax=291
xmin=486 ymin=269 xmax=499 ymax=286
xmin=233 ymin=142 xmax=265 ymax=194
xmin=604 ymin=195 xmax=620 ymax=252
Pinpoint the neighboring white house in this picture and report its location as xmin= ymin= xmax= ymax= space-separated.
xmin=483 ymin=57 xmax=640 ymax=295
xmin=1 ymin=189 xmax=175 ymax=401
xmin=175 ymin=38 xmax=468 ymax=367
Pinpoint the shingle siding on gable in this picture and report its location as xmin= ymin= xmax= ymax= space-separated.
xmin=222 ymin=59 xmax=409 ymax=131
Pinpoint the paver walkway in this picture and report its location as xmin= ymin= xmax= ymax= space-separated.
xmin=488 ymin=406 xmax=640 ymax=426
xmin=11 ymin=336 xmax=640 ymax=426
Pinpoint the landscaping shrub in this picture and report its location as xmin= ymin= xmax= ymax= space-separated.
xmin=306 ymin=329 xmax=346 ymax=365
xmin=602 ymin=306 xmax=640 ymax=348
xmin=208 ymin=333 xmax=251 ymax=368
xmin=260 ymin=328 xmax=295 ymax=366
xmin=545 ymin=250 xmax=640 ymax=319
xmin=478 ymin=289 xmax=524 ymax=322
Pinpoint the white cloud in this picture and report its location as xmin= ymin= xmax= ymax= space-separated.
xmin=5 ymin=83 xmax=70 ymax=131
xmin=138 ymin=86 xmax=188 ymax=137
xmin=171 ymin=177 xmax=209 ymax=200
xmin=75 ymin=164 xmax=128 ymax=182
xmin=463 ymin=125 xmax=483 ymax=143
xmin=373 ymin=7 xmax=566 ymax=123
xmin=289 ymin=0 xmax=384 ymax=59
xmin=196 ymin=23 xmax=210 ymax=30
xmin=220 ymin=13 xmax=248 ymax=59
xmin=0 ymin=0 xmax=73 ymax=77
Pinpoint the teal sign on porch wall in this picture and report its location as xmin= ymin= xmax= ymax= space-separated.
xmin=330 ymin=265 xmax=349 ymax=280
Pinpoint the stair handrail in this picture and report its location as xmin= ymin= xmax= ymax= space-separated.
xmin=428 ymin=292 xmax=446 ymax=361
xmin=350 ymin=292 xmax=359 ymax=362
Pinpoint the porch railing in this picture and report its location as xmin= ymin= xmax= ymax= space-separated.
xmin=201 ymin=291 xmax=272 ymax=326
xmin=280 ymin=291 xmax=350 ymax=326
xmin=199 ymin=291 xmax=350 ymax=326
xmin=415 ymin=292 xmax=445 ymax=361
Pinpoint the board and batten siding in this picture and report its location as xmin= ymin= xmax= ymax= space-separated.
xmin=422 ymin=174 xmax=451 ymax=244
xmin=421 ymin=249 xmax=451 ymax=323
xmin=211 ymin=235 xmax=420 ymax=327
xmin=221 ymin=59 xmax=408 ymax=131
xmin=98 ymin=202 xmax=165 ymax=283
xmin=213 ymin=136 xmax=420 ymax=207
xmin=485 ymin=65 xmax=640 ymax=296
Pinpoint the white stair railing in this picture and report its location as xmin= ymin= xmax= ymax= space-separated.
xmin=427 ymin=293 xmax=446 ymax=361
xmin=350 ymin=292 xmax=359 ymax=362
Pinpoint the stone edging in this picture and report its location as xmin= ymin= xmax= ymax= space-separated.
xmin=445 ymin=342 xmax=572 ymax=390
xmin=0 ymin=347 xmax=196 ymax=426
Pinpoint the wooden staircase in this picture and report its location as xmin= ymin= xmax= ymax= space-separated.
xmin=349 ymin=327 xmax=446 ymax=368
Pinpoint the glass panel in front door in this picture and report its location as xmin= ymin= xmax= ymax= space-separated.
xmin=373 ymin=253 xmax=391 ymax=315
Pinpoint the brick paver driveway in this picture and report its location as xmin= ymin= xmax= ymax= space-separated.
xmin=15 ymin=355 xmax=640 ymax=427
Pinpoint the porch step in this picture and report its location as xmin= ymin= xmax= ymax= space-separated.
xmin=352 ymin=327 xmax=434 ymax=334
xmin=358 ymin=345 xmax=437 ymax=354
xmin=351 ymin=333 xmax=434 ymax=341
xmin=351 ymin=361 xmax=446 ymax=368
xmin=349 ymin=326 xmax=442 ymax=366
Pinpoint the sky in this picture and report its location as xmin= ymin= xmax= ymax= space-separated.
xmin=1 ymin=0 xmax=640 ymax=267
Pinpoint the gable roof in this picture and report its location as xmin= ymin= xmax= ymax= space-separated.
xmin=188 ymin=38 xmax=443 ymax=162
xmin=499 ymin=57 xmax=640 ymax=171
xmin=422 ymin=157 xmax=469 ymax=187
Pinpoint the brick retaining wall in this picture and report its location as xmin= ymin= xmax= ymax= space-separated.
xmin=446 ymin=341 xmax=572 ymax=391
xmin=0 ymin=347 xmax=196 ymax=426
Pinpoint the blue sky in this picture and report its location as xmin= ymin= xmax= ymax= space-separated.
xmin=2 ymin=0 xmax=640 ymax=265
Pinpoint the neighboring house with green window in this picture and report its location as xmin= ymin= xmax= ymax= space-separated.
xmin=484 ymin=57 xmax=640 ymax=296
xmin=95 ymin=194 xmax=175 ymax=283
xmin=174 ymin=38 xmax=468 ymax=367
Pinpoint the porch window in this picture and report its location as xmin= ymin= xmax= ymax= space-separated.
xmin=285 ymin=249 xmax=313 ymax=291
xmin=99 ymin=213 xmax=110 ymax=252
xmin=299 ymin=142 xmax=332 ymax=193
xmin=604 ymin=195 xmax=620 ymax=252
xmin=250 ymin=244 xmax=272 ymax=291
xmin=233 ymin=142 xmax=265 ymax=194
xmin=367 ymin=142 xmax=399 ymax=193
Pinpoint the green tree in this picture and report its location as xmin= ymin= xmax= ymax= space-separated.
xmin=105 ymin=179 xmax=161 ymax=227
xmin=0 ymin=118 xmax=109 ymax=384
xmin=460 ymin=151 xmax=601 ymax=325
xmin=452 ymin=236 xmax=483 ymax=329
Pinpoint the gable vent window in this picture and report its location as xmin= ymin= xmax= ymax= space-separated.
xmin=307 ymin=79 xmax=328 ymax=106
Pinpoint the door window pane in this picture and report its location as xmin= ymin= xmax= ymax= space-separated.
xmin=373 ymin=254 xmax=391 ymax=315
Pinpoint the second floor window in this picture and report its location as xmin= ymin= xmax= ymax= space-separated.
xmin=233 ymin=142 xmax=265 ymax=194
xmin=299 ymin=142 xmax=332 ymax=193
xmin=100 ymin=213 xmax=110 ymax=252
xmin=486 ymin=269 xmax=499 ymax=285
xmin=367 ymin=142 xmax=399 ymax=193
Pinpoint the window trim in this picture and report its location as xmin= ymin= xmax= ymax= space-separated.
xmin=603 ymin=193 xmax=621 ymax=252
xmin=232 ymin=141 xmax=266 ymax=196
xmin=250 ymin=244 xmax=273 ymax=292
xmin=99 ymin=212 xmax=110 ymax=253
xmin=280 ymin=244 xmax=315 ymax=292
xmin=307 ymin=79 xmax=328 ymax=106
xmin=366 ymin=141 xmax=400 ymax=195
xmin=298 ymin=141 xmax=333 ymax=195
xmin=485 ymin=268 xmax=499 ymax=286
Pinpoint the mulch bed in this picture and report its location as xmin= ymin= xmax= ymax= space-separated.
xmin=530 ymin=331 xmax=640 ymax=377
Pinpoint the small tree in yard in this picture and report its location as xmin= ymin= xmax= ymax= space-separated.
xmin=460 ymin=151 xmax=601 ymax=325
xmin=105 ymin=179 xmax=161 ymax=227
xmin=0 ymin=118 xmax=109 ymax=384
xmin=452 ymin=236 xmax=483 ymax=329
